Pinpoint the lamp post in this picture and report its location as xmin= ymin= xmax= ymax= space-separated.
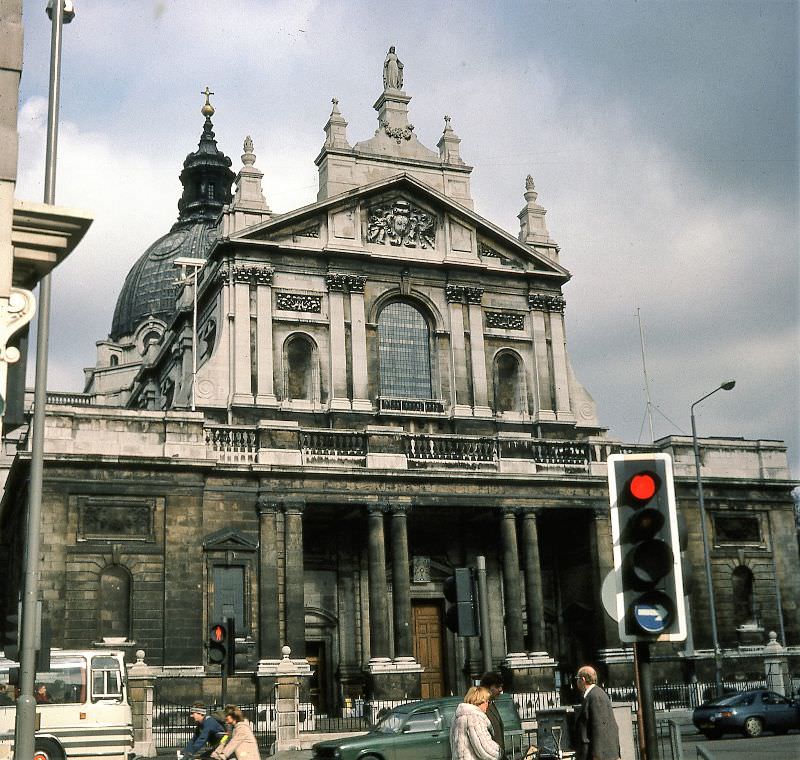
xmin=174 ymin=257 xmax=205 ymax=411
xmin=691 ymin=379 xmax=735 ymax=696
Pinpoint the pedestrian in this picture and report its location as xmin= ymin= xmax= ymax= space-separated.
xmin=480 ymin=672 xmax=507 ymax=758
xmin=34 ymin=684 xmax=50 ymax=704
xmin=211 ymin=705 xmax=260 ymax=760
xmin=574 ymin=666 xmax=621 ymax=760
xmin=180 ymin=703 xmax=227 ymax=759
xmin=449 ymin=685 xmax=502 ymax=760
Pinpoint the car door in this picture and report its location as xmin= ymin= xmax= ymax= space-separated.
xmin=396 ymin=707 xmax=448 ymax=760
xmin=761 ymin=691 xmax=797 ymax=731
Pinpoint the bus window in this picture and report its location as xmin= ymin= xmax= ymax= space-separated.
xmin=91 ymin=655 xmax=123 ymax=702
xmin=36 ymin=657 xmax=86 ymax=704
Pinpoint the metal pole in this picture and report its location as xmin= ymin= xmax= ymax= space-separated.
xmin=15 ymin=2 xmax=64 ymax=756
xmin=691 ymin=404 xmax=723 ymax=696
xmin=476 ymin=556 xmax=492 ymax=675
xmin=636 ymin=641 xmax=659 ymax=760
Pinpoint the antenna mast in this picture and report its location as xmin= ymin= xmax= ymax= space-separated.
xmin=637 ymin=308 xmax=655 ymax=443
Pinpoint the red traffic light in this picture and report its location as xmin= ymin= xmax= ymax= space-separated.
xmin=627 ymin=472 xmax=659 ymax=503
xmin=210 ymin=623 xmax=226 ymax=643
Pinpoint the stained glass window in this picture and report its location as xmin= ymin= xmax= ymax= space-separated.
xmin=378 ymin=302 xmax=432 ymax=399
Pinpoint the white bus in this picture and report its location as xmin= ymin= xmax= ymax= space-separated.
xmin=0 ymin=649 xmax=133 ymax=760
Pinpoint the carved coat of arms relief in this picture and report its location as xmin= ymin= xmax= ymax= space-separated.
xmin=367 ymin=200 xmax=436 ymax=249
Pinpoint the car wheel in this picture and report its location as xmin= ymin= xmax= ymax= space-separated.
xmin=743 ymin=716 xmax=763 ymax=738
xmin=702 ymin=730 xmax=722 ymax=740
xmin=34 ymin=739 xmax=65 ymax=760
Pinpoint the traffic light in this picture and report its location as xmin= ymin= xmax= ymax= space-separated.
xmin=208 ymin=621 xmax=229 ymax=666
xmin=444 ymin=568 xmax=478 ymax=636
xmin=608 ymin=453 xmax=686 ymax=643
xmin=3 ymin=604 xmax=20 ymax=661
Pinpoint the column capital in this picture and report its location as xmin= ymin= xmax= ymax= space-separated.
xmin=282 ymin=499 xmax=306 ymax=516
xmin=256 ymin=495 xmax=280 ymax=516
xmin=446 ymin=284 xmax=484 ymax=304
xmin=232 ymin=264 xmax=275 ymax=285
xmin=527 ymin=292 xmax=566 ymax=313
xmin=326 ymin=272 xmax=367 ymax=292
xmin=388 ymin=502 xmax=411 ymax=517
xmin=520 ymin=507 xmax=540 ymax=519
xmin=501 ymin=506 xmax=519 ymax=518
xmin=367 ymin=501 xmax=388 ymax=516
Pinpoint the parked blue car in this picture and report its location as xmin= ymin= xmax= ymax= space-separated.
xmin=692 ymin=689 xmax=800 ymax=739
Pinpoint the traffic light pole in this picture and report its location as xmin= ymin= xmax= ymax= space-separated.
xmin=634 ymin=642 xmax=659 ymax=760
xmin=476 ymin=556 xmax=492 ymax=674
xmin=15 ymin=3 xmax=65 ymax=757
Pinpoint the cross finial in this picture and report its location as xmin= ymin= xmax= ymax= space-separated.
xmin=332 ymin=97 xmax=339 ymax=106
xmin=201 ymin=86 xmax=215 ymax=118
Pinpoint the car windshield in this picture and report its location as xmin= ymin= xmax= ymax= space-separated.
xmin=373 ymin=711 xmax=406 ymax=734
xmin=706 ymin=692 xmax=754 ymax=707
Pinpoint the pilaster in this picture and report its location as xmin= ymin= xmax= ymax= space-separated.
xmin=446 ymin=284 xmax=473 ymax=417
xmin=232 ymin=266 xmax=254 ymax=404
xmin=255 ymin=270 xmax=277 ymax=405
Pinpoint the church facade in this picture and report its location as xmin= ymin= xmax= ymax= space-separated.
xmin=1 ymin=52 xmax=797 ymax=706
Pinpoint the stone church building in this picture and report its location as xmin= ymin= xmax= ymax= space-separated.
xmin=1 ymin=51 xmax=797 ymax=707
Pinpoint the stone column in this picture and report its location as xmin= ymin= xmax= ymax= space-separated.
xmin=257 ymin=496 xmax=281 ymax=659
xmin=521 ymin=509 xmax=547 ymax=654
xmin=500 ymin=508 xmax=525 ymax=654
xmin=366 ymin=503 xmax=390 ymax=659
xmin=446 ymin=285 xmax=472 ymax=416
xmin=284 ymin=500 xmax=306 ymax=657
xmin=349 ymin=276 xmax=372 ymax=411
xmin=390 ymin=504 xmax=412 ymax=658
xmin=590 ymin=511 xmax=622 ymax=649
xmin=466 ymin=288 xmax=490 ymax=416
xmin=528 ymin=294 xmax=556 ymax=421
xmin=232 ymin=265 xmax=254 ymax=404
xmin=547 ymin=298 xmax=574 ymax=421
xmin=255 ymin=267 xmax=277 ymax=405
xmin=325 ymin=274 xmax=350 ymax=410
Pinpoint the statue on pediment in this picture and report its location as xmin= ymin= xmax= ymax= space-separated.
xmin=383 ymin=46 xmax=404 ymax=90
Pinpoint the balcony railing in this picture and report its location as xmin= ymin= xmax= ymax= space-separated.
xmin=300 ymin=430 xmax=367 ymax=465
xmin=378 ymin=397 xmax=446 ymax=414
xmin=404 ymin=434 xmax=498 ymax=463
xmin=206 ymin=425 xmax=259 ymax=463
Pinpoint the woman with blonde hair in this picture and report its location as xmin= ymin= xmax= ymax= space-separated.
xmin=449 ymin=685 xmax=502 ymax=760
xmin=210 ymin=706 xmax=260 ymax=760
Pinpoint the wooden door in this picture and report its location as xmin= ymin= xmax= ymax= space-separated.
xmin=412 ymin=601 xmax=445 ymax=698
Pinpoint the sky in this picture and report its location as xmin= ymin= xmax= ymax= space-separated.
xmin=15 ymin=0 xmax=800 ymax=475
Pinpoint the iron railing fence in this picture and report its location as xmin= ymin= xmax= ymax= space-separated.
xmin=152 ymin=701 xmax=276 ymax=752
xmin=605 ymin=676 xmax=794 ymax=712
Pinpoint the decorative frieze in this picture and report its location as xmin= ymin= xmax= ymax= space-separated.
xmin=527 ymin=293 xmax=566 ymax=313
xmin=367 ymin=200 xmax=436 ymax=249
xmin=326 ymin=273 xmax=367 ymax=293
xmin=216 ymin=264 xmax=275 ymax=285
xmin=485 ymin=311 xmax=525 ymax=330
xmin=276 ymin=292 xmax=322 ymax=313
xmin=296 ymin=223 xmax=320 ymax=238
xmin=478 ymin=241 xmax=502 ymax=258
xmin=446 ymin=284 xmax=484 ymax=304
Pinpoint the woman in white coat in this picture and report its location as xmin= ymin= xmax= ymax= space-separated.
xmin=450 ymin=686 xmax=502 ymax=760
xmin=211 ymin=706 xmax=260 ymax=760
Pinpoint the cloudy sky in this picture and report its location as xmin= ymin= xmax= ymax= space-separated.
xmin=16 ymin=1 xmax=799 ymax=475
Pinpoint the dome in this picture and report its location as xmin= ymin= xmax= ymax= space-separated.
xmin=110 ymin=99 xmax=234 ymax=341
xmin=110 ymin=221 xmax=218 ymax=340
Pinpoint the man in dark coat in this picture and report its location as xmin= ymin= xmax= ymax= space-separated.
xmin=574 ymin=666 xmax=620 ymax=760
xmin=480 ymin=671 xmax=507 ymax=759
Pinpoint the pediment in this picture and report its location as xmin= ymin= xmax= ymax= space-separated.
xmin=235 ymin=174 xmax=567 ymax=278
xmin=202 ymin=527 xmax=258 ymax=552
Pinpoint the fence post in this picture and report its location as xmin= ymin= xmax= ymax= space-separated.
xmin=667 ymin=720 xmax=683 ymax=760
xmin=127 ymin=649 xmax=157 ymax=757
xmin=763 ymin=631 xmax=790 ymax=696
xmin=274 ymin=645 xmax=301 ymax=751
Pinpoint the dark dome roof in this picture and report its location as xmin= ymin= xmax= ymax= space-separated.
xmin=110 ymin=221 xmax=218 ymax=340
xmin=110 ymin=108 xmax=234 ymax=341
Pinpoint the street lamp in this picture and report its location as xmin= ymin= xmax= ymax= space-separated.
xmin=691 ymin=379 xmax=735 ymax=696
xmin=174 ymin=257 xmax=205 ymax=411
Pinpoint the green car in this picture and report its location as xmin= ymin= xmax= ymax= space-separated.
xmin=311 ymin=694 xmax=523 ymax=760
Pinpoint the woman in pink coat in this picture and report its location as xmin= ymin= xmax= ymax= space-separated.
xmin=211 ymin=706 xmax=260 ymax=760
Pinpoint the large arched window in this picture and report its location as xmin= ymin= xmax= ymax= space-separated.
xmin=378 ymin=302 xmax=432 ymax=399
xmin=284 ymin=334 xmax=318 ymax=402
xmin=732 ymin=565 xmax=756 ymax=627
xmin=494 ymin=351 xmax=525 ymax=414
xmin=99 ymin=566 xmax=131 ymax=641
